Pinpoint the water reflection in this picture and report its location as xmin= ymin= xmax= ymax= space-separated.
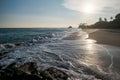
xmin=79 ymin=38 xmax=118 ymax=75
xmin=86 ymin=39 xmax=96 ymax=44
xmin=80 ymin=38 xmax=102 ymax=71
xmin=86 ymin=39 xmax=96 ymax=51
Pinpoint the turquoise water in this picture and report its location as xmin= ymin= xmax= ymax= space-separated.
xmin=0 ymin=28 xmax=67 ymax=43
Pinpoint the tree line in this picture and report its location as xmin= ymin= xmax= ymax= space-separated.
xmin=78 ymin=13 xmax=120 ymax=29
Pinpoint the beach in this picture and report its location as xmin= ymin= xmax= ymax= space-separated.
xmin=84 ymin=29 xmax=120 ymax=75
xmin=84 ymin=29 xmax=120 ymax=47
xmin=64 ymin=29 xmax=120 ymax=79
xmin=0 ymin=28 xmax=120 ymax=80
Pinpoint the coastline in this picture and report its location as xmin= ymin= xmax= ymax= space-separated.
xmin=84 ymin=29 xmax=120 ymax=47
xmin=0 ymin=29 xmax=119 ymax=80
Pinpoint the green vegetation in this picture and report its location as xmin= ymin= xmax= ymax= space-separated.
xmin=78 ymin=13 xmax=120 ymax=29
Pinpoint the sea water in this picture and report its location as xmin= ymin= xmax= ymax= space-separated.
xmin=0 ymin=28 xmax=120 ymax=80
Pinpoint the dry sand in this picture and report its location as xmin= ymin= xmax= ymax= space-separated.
xmin=84 ymin=29 xmax=120 ymax=47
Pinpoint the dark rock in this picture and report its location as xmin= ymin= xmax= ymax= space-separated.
xmin=40 ymin=67 xmax=69 ymax=80
xmin=0 ymin=51 xmax=9 ymax=59
xmin=4 ymin=43 xmax=15 ymax=49
xmin=2 ymin=51 xmax=9 ymax=54
xmin=0 ymin=44 xmax=15 ymax=60
xmin=16 ymin=58 xmax=21 ymax=61
xmin=68 ymin=26 xmax=72 ymax=29
xmin=0 ymin=62 xmax=70 ymax=80
xmin=24 ymin=75 xmax=41 ymax=80
xmin=0 ymin=62 xmax=40 ymax=80
xmin=0 ymin=66 xmax=28 ymax=80
xmin=19 ymin=62 xmax=38 ymax=74
xmin=0 ymin=49 xmax=15 ymax=59
xmin=6 ymin=63 xmax=16 ymax=69
xmin=0 ymin=70 xmax=41 ymax=80
xmin=14 ymin=42 xmax=24 ymax=46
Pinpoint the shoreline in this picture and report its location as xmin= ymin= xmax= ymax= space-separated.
xmin=63 ymin=32 xmax=80 ymax=40
xmin=84 ymin=29 xmax=120 ymax=47
xmin=0 ymin=29 xmax=119 ymax=80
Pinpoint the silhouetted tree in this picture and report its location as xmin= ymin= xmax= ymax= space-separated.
xmin=110 ymin=17 xmax=113 ymax=21
xmin=104 ymin=18 xmax=107 ymax=22
xmin=115 ymin=13 xmax=120 ymax=20
xmin=79 ymin=13 xmax=120 ymax=29
xmin=99 ymin=17 xmax=102 ymax=22
xmin=78 ymin=23 xmax=87 ymax=29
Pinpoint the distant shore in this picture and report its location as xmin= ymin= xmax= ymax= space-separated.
xmin=84 ymin=29 xmax=120 ymax=47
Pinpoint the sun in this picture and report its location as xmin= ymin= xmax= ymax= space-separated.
xmin=82 ymin=4 xmax=95 ymax=14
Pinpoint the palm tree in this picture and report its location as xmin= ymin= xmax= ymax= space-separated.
xmin=110 ymin=17 xmax=113 ymax=21
xmin=99 ymin=17 xmax=102 ymax=22
xmin=104 ymin=18 xmax=107 ymax=22
xmin=78 ymin=23 xmax=87 ymax=29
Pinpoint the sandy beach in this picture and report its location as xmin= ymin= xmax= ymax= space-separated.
xmin=84 ymin=29 xmax=120 ymax=47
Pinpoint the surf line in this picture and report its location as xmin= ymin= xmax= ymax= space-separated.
xmin=97 ymin=45 xmax=113 ymax=74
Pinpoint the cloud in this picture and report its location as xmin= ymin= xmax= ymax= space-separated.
xmin=63 ymin=0 xmax=120 ymax=14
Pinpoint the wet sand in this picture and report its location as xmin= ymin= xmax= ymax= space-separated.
xmin=63 ymin=29 xmax=120 ymax=79
xmin=84 ymin=29 xmax=120 ymax=74
xmin=84 ymin=29 xmax=120 ymax=47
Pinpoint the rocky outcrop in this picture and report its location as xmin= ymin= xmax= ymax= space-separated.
xmin=19 ymin=62 xmax=38 ymax=74
xmin=0 ymin=44 xmax=15 ymax=59
xmin=0 ymin=62 xmax=70 ymax=80
xmin=68 ymin=26 xmax=72 ymax=29
xmin=40 ymin=67 xmax=69 ymax=80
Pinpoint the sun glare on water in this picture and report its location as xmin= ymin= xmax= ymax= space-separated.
xmin=82 ymin=4 xmax=95 ymax=14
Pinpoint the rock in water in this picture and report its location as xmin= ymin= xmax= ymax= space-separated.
xmin=0 ymin=62 xmax=70 ymax=80
xmin=19 ymin=62 xmax=38 ymax=74
xmin=68 ymin=26 xmax=72 ymax=29
xmin=14 ymin=42 xmax=25 ymax=46
xmin=4 ymin=43 xmax=15 ymax=49
xmin=40 ymin=67 xmax=69 ymax=80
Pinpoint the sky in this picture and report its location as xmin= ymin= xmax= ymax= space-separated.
xmin=0 ymin=0 xmax=120 ymax=28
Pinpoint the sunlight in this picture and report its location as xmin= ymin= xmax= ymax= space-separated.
xmin=86 ymin=39 xmax=96 ymax=44
xmin=86 ymin=39 xmax=95 ymax=51
xmin=79 ymin=39 xmax=98 ymax=68
xmin=85 ymin=39 xmax=96 ymax=51
xmin=82 ymin=4 xmax=95 ymax=14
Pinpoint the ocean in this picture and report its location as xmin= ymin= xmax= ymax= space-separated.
xmin=0 ymin=28 xmax=68 ymax=43
xmin=0 ymin=28 xmax=120 ymax=80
